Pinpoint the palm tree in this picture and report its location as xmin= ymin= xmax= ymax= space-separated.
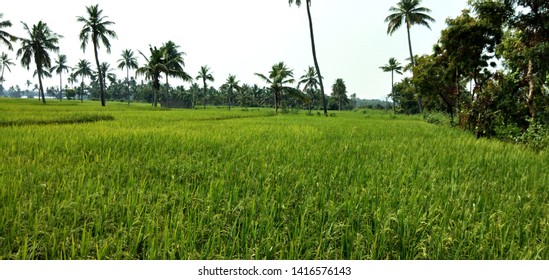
xmin=189 ymin=82 xmax=201 ymax=108
xmin=77 ymin=4 xmax=117 ymax=106
xmin=73 ymin=59 xmax=94 ymax=102
xmin=332 ymin=78 xmax=347 ymax=111
xmin=0 ymin=52 xmax=15 ymax=85
xmin=0 ymin=13 xmax=16 ymax=50
xmin=136 ymin=46 xmax=167 ymax=107
xmin=16 ymin=21 xmax=61 ymax=104
xmin=288 ymin=0 xmax=328 ymax=116
xmin=99 ymin=62 xmax=116 ymax=87
xmin=298 ymin=66 xmax=320 ymax=114
xmin=196 ymin=65 xmax=214 ymax=109
xmin=255 ymin=62 xmax=299 ymax=114
xmin=223 ymin=74 xmax=241 ymax=110
xmin=161 ymin=41 xmax=192 ymax=97
xmin=380 ymin=57 xmax=403 ymax=114
xmin=50 ymin=54 xmax=71 ymax=101
xmin=117 ymin=49 xmax=138 ymax=104
xmin=385 ymin=0 xmax=435 ymax=113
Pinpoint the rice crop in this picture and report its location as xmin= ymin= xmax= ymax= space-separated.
xmin=0 ymin=99 xmax=547 ymax=259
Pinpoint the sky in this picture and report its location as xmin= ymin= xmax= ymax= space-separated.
xmin=1 ymin=0 xmax=469 ymax=100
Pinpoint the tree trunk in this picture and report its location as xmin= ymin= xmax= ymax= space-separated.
xmin=391 ymin=70 xmax=395 ymax=115
xmin=37 ymin=67 xmax=46 ymax=104
xmin=228 ymin=89 xmax=232 ymax=110
xmin=81 ymin=79 xmax=85 ymax=103
xmin=203 ymin=79 xmax=207 ymax=109
xmin=406 ymin=24 xmax=423 ymax=114
xmin=153 ymin=87 xmax=158 ymax=107
xmin=306 ymin=1 xmax=327 ymax=116
xmin=526 ymin=59 xmax=537 ymax=120
xmin=274 ymin=90 xmax=279 ymax=114
xmin=59 ymin=73 xmax=63 ymax=102
xmin=127 ymin=68 xmax=130 ymax=105
xmin=93 ymin=45 xmax=106 ymax=106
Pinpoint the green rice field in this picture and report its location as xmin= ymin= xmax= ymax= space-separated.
xmin=0 ymin=99 xmax=547 ymax=259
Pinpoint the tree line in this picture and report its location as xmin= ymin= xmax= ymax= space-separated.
xmin=0 ymin=1 xmax=359 ymax=114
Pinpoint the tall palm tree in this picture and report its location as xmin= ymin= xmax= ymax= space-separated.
xmin=16 ymin=21 xmax=61 ymax=104
xmin=223 ymin=74 xmax=241 ymax=110
xmin=288 ymin=0 xmax=327 ymax=116
xmin=117 ymin=49 xmax=138 ymax=104
xmin=77 ymin=4 xmax=117 ymax=106
xmin=73 ymin=59 xmax=94 ymax=102
xmin=50 ymin=54 xmax=70 ymax=101
xmin=0 ymin=13 xmax=16 ymax=50
xmin=161 ymin=41 xmax=192 ymax=97
xmin=298 ymin=66 xmax=320 ymax=114
xmin=0 ymin=52 xmax=15 ymax=85
xmin=332 ymin=78 xmax=347 ymax=111
xmin=196 ymin=65 xmax=214 ymax=109
xmin=255 ymin=62 xmax=299 ymax=114
xmin=380 ymin=57 xmax=403 ymax=114
xmin=136 ymin=46 xmax=167 ymax=107
xmin=385 ymin=0 xmax=435 ymax=113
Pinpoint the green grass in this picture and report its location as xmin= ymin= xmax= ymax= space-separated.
xmin=0 ymin=99 xmax=547 ymax=259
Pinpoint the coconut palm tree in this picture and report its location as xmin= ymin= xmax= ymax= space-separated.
xmin=0 ymin=52 xmax=15 ymax=85
xmin=386 ymin=0 xmax=435 ymax=113
xmin=0 ymin=13 xmax=16 ymax=50
xmin=298 ymin=66 xmax=320 ymax=114
xmin=255 ymin=62 xmax=300 ymax=114
xmin=73 ymin=59 xmax=94 ymax=102
xmin=16 ymin=21 xmax=61 ymax=104
xmin=288 ymin=0 xmax=327 ymax=116
xmin=161 ymin=41 xmax=192 ymax=95
xmin=380 ymin=57 xmax=403 ymax=114
xmin=136 ymin=46 xmax=167 ymax=107
xmin=50 ymin=54 xmax=71 ymax=101
xmin=117 ymin=49 xmax=138 ymax=104
xmin=332 ymin=78 xmax=347 ymax=111
xmin=99 ymin=62 xmax=116 ymax=87
xmin=196 ymin=65 xmax=214 ymax=109
xmin=77 ymin=4 xmax=117 ymax=106
xmin=223 ymin=74 xmax=241 ymax=110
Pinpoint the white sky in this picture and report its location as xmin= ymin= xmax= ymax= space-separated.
xmin=2 ymin=0 xmax=468 ymax=100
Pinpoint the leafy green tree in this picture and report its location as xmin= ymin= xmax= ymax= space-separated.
xmin=471 ymin=0 xmax=548 ymax=121
xmin=0 ymin=52 xmax=15 ymax=85
xmin=73 ymin=59 xmax=94 ymax=102
xmin=77 ymin=4 xmax=117 ymax=106
xmin=288 ymin=0 xmax=328 ymax=116
xmin=380 ymin=58 xmax=403 ymax=114
xmin=137 ymin=46 xmax=167 ymax=107
xmin=255 ymin=62 xmax=299 ymax=114
xmin=223 ymin=74 xmax=241 ymax=110
xmin=196 ymin=65 xmax=214 ymax=109
xmin=117 ymin=49 xmax=139 ymax=104
xmin=331 ymin=78 xmax=348 ymax=111
xmin=50 ymin=54 xmax=71 ymax=101
xmin=0 ymin=13 xmax=16 ymax=50
xmin=385 ymin=0 xmax=435 ymax=113
xmin=16 ymin=21 xmax=61 ymax=104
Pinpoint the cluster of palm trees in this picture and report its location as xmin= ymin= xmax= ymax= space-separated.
xmin=1 ymin=0 xmax=435 ymax=113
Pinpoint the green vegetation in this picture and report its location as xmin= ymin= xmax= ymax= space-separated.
xmin=1 ymin=99 xmax=547 ymax=259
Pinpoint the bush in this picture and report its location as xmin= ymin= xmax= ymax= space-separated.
xmin=518 ymin=119 xmax=548 ymax=152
